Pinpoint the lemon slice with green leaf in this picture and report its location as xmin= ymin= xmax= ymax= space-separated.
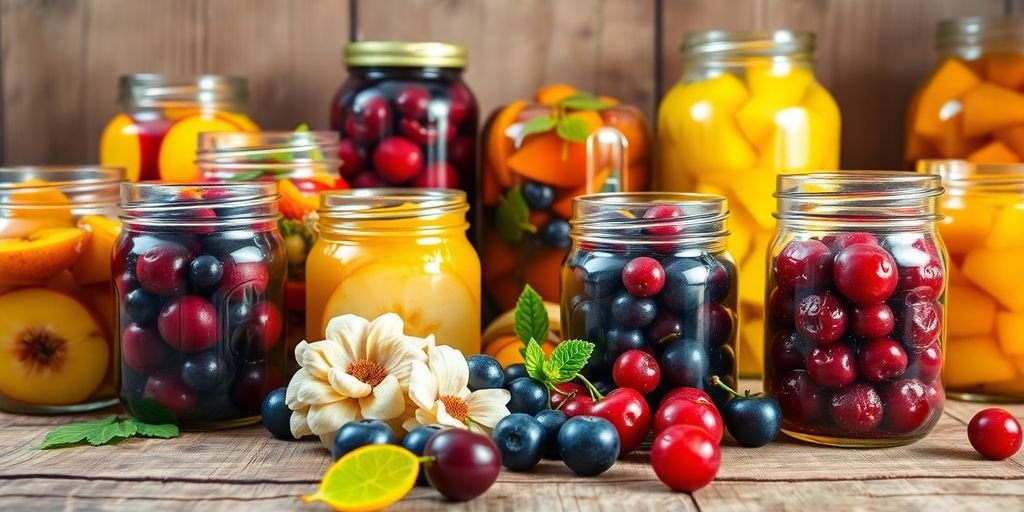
xmin=303 ymin=444 xmax=420 ymax=512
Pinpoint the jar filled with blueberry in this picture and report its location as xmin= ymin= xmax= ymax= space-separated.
xmin=766 ymin=172 xmax=947 ymax=447
xmin=331 ymin=42 xmax=477 ymax=213
xmin=561 ymin=192 xmax=738 ymax=406
xmin=115 ymin=183 xmax=287 ymax=429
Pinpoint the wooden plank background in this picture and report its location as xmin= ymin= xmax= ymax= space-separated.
xmin=1 ymin=0 xmax=1023 ymax=169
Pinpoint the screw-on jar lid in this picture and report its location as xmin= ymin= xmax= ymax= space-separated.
xmin=936 ymin=16 xmax=1024 ymax=55
xmin=681 ymin=30 xmax=815 ymax=58
xmin=118 ymin=74 xmax=249 ymax=110
xmin=344 ymin=41 xmax=468 ymax=69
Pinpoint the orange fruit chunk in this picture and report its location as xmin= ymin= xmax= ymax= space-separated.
xmin=967 ymin=139 xmax=1020 ymax=163
xmin=962 ymin=82 xmax=1024 ymax=138
xmin=482 ymin=159 xmax=501 ymax=207
xmin=536 ymin=83 xmax=578 ymax=106
xmin=913 ymin=59 xmax=981 ymax=139
xmin=0 ymin=227 xmax=89 ymax=285
xmin=70 ymin=215 xmax=123 ymax=285
xmin=99 ymin=114 xmax=142 ymax=181
xmin=278 ymin=179 xmax=320 ymax=220
xmin=522 ymin=248 xmax=565 ymax=303
xmin=158 ymin=113 xmax=246 ymax=182
xmin=995 ymin=124 xmax=1024 ymax=156
xmin=507 ymin=132 xmax=588 ymax=189
xmin=984 ymin=53 xmax=1024 ymax=90
xmin=482 ymin=230 xmax=518 ymax=283
xmin=936 ymin=113 xmax=986 ymax=158
xmin=486 ymin=100 xmax=528 ymax=187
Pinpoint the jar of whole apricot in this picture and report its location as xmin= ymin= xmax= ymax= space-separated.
xmin=481 ymin=85 xmax=650 ymax=332
xmin=306 ymin=189 xmax=481 ymax=355
xmin=657 ymin=30 xmax=841 ymax=377
xmin=100 ymin=74 xmax=259 ymax=182
xmin=921 ymin=159 xmax=1024 ymax=401
xmin=0 ymin=167 xmax=123 ymax=413
xmin=906 ymin=17 xmax=1024 ymax=166
xmin=766 ymin=172 xmax=946 ymax=447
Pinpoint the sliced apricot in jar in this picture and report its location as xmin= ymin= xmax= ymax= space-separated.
xmin=99 ymin=114 xmax=142 ymax=181
xmin=912 ymin=59 xmax=981 ymax=139
xmin=962 ymin=82 xmax=1024 ymax=138
xmin=0 ymin=227 xmax=89 ymax=285
xmin=70 ymin=215 xmax=123 ymax=285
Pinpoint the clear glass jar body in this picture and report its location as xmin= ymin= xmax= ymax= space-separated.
xmin=115 ymin=183 xmax=287 ymax=429
xmin=480 ymin=86 xmax=652 ymax=334
xmin=765 ymin=172 xmax=946 ymax=447
xmin=906 ymin=17 xmax=1024 ymax=166
xmin=307 ymin=189 xmax=481 ymax=355
xmin=99 ymin=74 xmax=259 ymax=183
xmin=560 ymin=193 xmax=738 ymax=406
xmin=197 ymin=131 xmax=345 ymax=353
xmin=922 ymin=159 xmax=1024 ymax=401
xmin=0 ymin=167 xmax=123 ymax=413
xmin=657 ymin=31 xmax=841 ymax=377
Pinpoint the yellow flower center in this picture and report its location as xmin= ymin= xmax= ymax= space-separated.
xmin=439 ymin=395 xmax=469 ymax=423
xmin=346 ymin=359 xmax=388 ymax=387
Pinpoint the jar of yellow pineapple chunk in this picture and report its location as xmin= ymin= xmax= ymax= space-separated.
xmin=656 ymin=30 xmax=841 ymax=376
xmin=922 ymin=159 xmax=1024 ymax=402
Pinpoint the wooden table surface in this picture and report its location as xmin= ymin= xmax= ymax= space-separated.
xmin=1 ymin=380 xmax=1023 ymax=511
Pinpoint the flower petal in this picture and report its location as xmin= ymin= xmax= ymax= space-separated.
xmin=294 ymin=341 xmax=311 ymax=365
xmin=414 ymin=408 xmax=441 ymax=429
xmin=358 ymin=374 xmax=405 ymax=420
xmin=465 ymin=389 xmax=512 ymax=428
xmin=408 ymin=360 xmax=438 ymax=410
xmin=290 ymin=406 xmax=313 ymax=438
xmin=434 ymin=399 xmax=468 ymax=429
xmin=302 ymin=341 xmax=351 ymax=380
xmin=428 ymin=345 xmax=469 ymax=396
xmin=285 ymin=369 xmax=312 ymax=407
xmin=295 ymin=376 xmax=345 ymax=405
xmin=402 ymin=417 xmax=426 ymax=433
xmin=325 ymin=314 xmax=370 ymax=360
xmin=306 ymin=400 xmax=358 ymax=436
xmin=328 ymin=368 xmax=372 ymax=398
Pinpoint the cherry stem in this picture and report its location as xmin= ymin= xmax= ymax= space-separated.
xmin=710 ymin=375 xmax=744 ymax=399
xmin=574 ymin=373 xmax=604 ymax=401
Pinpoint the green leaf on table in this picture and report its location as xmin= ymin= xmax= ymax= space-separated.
xmin=520 ymin=114 xmax=558 ymax=138
xmin=514 ymin=284 xmax=549 ymax=343
xmin=34 ymin=416 xmax=117 ymax=449
xmin=34 ymin=416 xmax=179 ymax=449
xmin=549 ymin=340 xmax=594 ymax=383
xmin=521 ymin=338 xmax=548 ymax=381
xmin=556 ymin=115 xmax=593 ymax=143
xmin=86 ymin=419 xmax=137 ymax=446
xmin=495 ymin=186 xmax=537 ymax=243
xmin=133 ymin=421 xmax=180 ymax=439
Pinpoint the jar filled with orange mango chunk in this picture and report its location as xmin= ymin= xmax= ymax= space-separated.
xmin=100 ymin=75 xmax=259 ymax=183
xmin=922 ymin=159 xmax=1024 ymax=402
xmin=0 ymin=167 xmax=123 ymax=413
xmin=657 ymin=30 xmax=841 ymax=376
xmin=480 ymin=84 xmax=650 ymax=360
xmin=906 ymin=17 xmax=1024 ymax=166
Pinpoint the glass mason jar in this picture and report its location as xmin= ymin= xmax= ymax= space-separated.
xmin=307 ymin=189 xmax=481 ymax=355
xmin=481 ymin=85 xmax=651 ymax=333
xmin=920 ymin=159 xmax=1024 ymax=401
xmin=765 ymin=172 xmax=946 ymax=447
xmin=99 ymin=74 xmax=259 ymax=183
xmin=331 ymin=43 xmax=477 ymax=203
xmin=116 ymin=183 xmax=287 ymax=429
xmin=196 ymin=131 xmax=346 ymax=354
xmin=0 ymin=167 xmax=123 ymax=414
xmin=560 ymin=193 xmax=738 ymax=406
xmin=906 ymin=17 xmax=1024 ymax=166
xmin=657 ymin=30 xmax=841 ymax=377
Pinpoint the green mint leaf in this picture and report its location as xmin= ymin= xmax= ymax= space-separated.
xmin=542 ymin=359 xmax=562 ymax=382
xmin=86 ymin=419 xmax=137 ymax=446
xmin=35 ymin=416 xmax=118 ymax=449
xmin=495 ymin=187 xmax=536 ymax=243
xmin=550 ymin=340 xmax=595 ymax=383
xmin=560 ymin=94 xmax=614 ymax=111
xmin=226 ymin=169 xmax=266 ymax=182
xmin=520 ymin=115 xmax=557 ymax=138
xmin=132 ymin=421 xmax=180 ymax=439
xmin=521 ymin=338 xmax=547 ymax=382
xmin=295 ymin=123 xmax=311 ymax=132
xmin=556 ymin=115 xmax=593 ymax=143
xmin=514 ymin=284 xmax=549 ymax=343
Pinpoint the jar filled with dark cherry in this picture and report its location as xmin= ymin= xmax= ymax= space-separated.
xmin=765 ymin=172 xmax=947 ymax=447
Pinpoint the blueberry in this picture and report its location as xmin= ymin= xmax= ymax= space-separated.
xmin=577 ymin=252 xmax=628 ymax=299
xmin=125 ymin=289 xmax=160 ymax=325
xmin=503 ymin=363 xmax=528 ymax=385
xmin=402 ymin=425 xmax=443 ymax=485
xmin=522 ymin=181 xmax=555 ymax=210
xmin=681 ymin=303 xmax=734 ymax=347
xmin=722 ymin=394 xmax=782 ymax=447
xmin=542 ymin=219 xmax=571 ymax=249
xmin=260 ymin=387 xmax=292 ymax=439
xmin=467 ymin=354 xmax=504 ymax=391
xmin=492 ymin=413 xmax=546 ymax=471
xmin=558 ymin=416 xmax=620 ymax=476
xmin=659 ymin=338 xmax=709 ymax=388
xmin=662 ymin=256 xmax=730 ymax=311
xmin=181 ymin=351 xmax=226 ymax=391
xmin=534 ymin=409 xmax=568 ymax=459
xmin=332 ymin=419 xmax=395 ymax=460
xmin=229 ymin=323 xmax=267 ymax=363
xmin=570 ymin=299 xmax=608 ymax=338
xmin=611 ymin=293 xmax=657 ymax=328
xmin=506 ymin=377 xmax=549 ymax=415
xmin=645 ymin=312 xmax=683 ymax=344
xmin=605 ymin=327 xmax=645 ymax=361
xmin=190 ymin=254 xmax=224 ymax=287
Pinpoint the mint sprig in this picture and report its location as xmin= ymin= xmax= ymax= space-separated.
xmin=34 ymin=416 xmax=180 ymax=449
xmin=521 ymin=338 xmax=595 ymax=389
xmin=515 ymin=89 xmax=613 ymax=147
xmin=495 ymin=186 xmax=536 ymax=243
xmin=514 ymin=284 xmax=549 ymax=343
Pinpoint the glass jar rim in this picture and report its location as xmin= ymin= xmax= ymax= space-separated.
xmin=118 ymin=73 xmax=249 ymax=110
xmin=775 ymin=172 xmax=944 ymax=201
xmin=120 ymin=182 xmax=280 ymax=227
xmin=0 ymin=166 xmax=123 ymax=211
xmin=345 ymin=41 xmax=468 ymax=69
xmin=936 ymin=16 xmax=1024 ymax=53
xmin=196 ymin=130 xmax=341 ymax=172
xmin=318 ymin=188 xmax=468 ymax=221
xmin=919 ymin=159 xmax=1024 ymax=194
xmin=571 ymin=192 xmax=730 ymax=247
xmin=681 ymin=29 xmax=815 ymax=57
xmin=775 ymin=171 xmax=943 ymax=228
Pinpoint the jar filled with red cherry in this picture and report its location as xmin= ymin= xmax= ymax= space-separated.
xmin=561 ymin=193 xmax=738 ymax=407
xmin=331 ymin=42 xmax=477 ymax=211
xmin=766 ymin=172 xmax=947 ymax=447
xmin=115 ymin=183 xmax=287 ymax=429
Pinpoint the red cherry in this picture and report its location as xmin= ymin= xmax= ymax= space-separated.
xmin=613 ymin=349 xmax=661 ymax=394
xmin=889 ymin=236 xmax=945 ymax=301
xmin=642 ymin=204 xmax=683 ymax=236
xmin=662 ymin=387 xmax=713 ymax=405
xmin=560 ymin=393 xmax=594 ymax=417
xmin=833 ymin=243 xmax=898 ymax=304
xmin=651 ymin=425 xmax=721 ymax=492
xmin=908 ymin=341 xmax=942 ymax=384
xmin=412 ymin=162 xmax=461 ymax=188
xmin=622 ymin=256 xmax=666 ymax=298
xmin=926 ymin=381 xmax=945 ymax=409
xmin=795 ymin=292 xmax=848 ymax=344
xmin=447 ymin=82 xmax=473 ymax=125
xmin=251 ymin=302 xmax=283 ymax=350
xmin=768 ymin=286 xmax=796 ymax=326
xmin=806 ymin=343 xmax=857 ymax=388
xmin=565 ymin=387 xmax=652 ymax=457
xmin=115 ymin=270 xmax=138 ymax=298
xmin=551 ymin=382 xmax=588 ymax=410
xmin=351 ymin=171 xmax=388 ymax=188
xmin=891 ymin=295 xmax=943 ymax=349
xmin=144 ymin=370 xmax=197 ymax=416
xmin=775 ymin=370 xmax=828 ymax=424
xmin=826 ymin=232 xmax=878 ymax=252
xmin=653 ymin=392 xmax=724 ymax=441
xmin=345 ymin=93 xmax=391 ymax=142
xmin=220 ymin=261 xmax=270 ymax=297
xmin=850 ymin=303 xmax=895 ymax=338
xmin=770 ymin=330 xmax=807 ymax=376
xmin=136 ymin=242 xmax=191 ymax=295
xmin=880 ymin=379 xmax=932 ymax=434
xmin=448 ymin=136 xmax=475 ymax=170
xmin=773 ymin=239 xmax=833 ymax=292
xmin=337 ymin=139 xmax=363 ymax=178
xmin=968 ymin=408 xmax=1023 ymax=460
xmin=157 ymin=296 xmax=218 ymax=353
xmin=372 ymin=137 xmax=424 ymax=184
xmin=829 ymin=383 xmax=883 ymax=433
xmin=122 ymin=323 xmax=168 ymax=372
xmin=398 ymin=117 xmax=456 ymax=146
xmin=395 ymin=85 xmax=430 ymax=119
xmin=857 ymin=337 xmax=908 ymax=382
